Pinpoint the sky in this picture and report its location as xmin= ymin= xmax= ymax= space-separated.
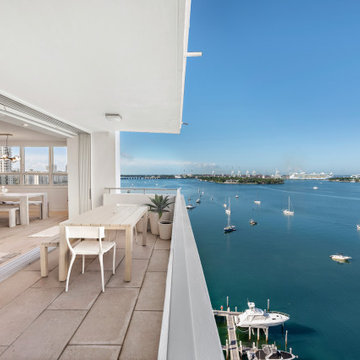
xmin=121 ymin=0 xmax=360 ymax=175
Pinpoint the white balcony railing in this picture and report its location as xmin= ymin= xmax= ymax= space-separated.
xmin=158 ymin=189 xmax=224 ymax=360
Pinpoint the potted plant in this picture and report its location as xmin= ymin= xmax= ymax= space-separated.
xmin=146 ymin=195 xmax=174 ymax=235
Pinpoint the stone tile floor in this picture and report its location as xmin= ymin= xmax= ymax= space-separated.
xmin=0 ymin=229 xmax=170 ymax=360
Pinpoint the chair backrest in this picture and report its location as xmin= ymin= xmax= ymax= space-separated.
xmin=65 ymin=226 xmax=105 ymax=253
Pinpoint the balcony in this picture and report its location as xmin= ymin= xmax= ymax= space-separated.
xmin=0 ymin=189 xmax=223 ymax=359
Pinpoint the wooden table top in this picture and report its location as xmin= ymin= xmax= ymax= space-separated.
xmin=60 ymin=204 xmax=148 ymax=228
xmin=0 ymin=192 xmax=47 ymax=198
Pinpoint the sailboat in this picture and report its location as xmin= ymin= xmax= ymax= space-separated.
xmin=283 ymin=196 xmax=294 ymax=216
xmin=225 ymin=198 xmax=231 ymax=215
xmin=254 ymin=200 xmax=261 ymax=205
xmin=224 ymin=198 xmax=236 ymax=233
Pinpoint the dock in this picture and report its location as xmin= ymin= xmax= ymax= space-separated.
xmin=226 ymin=314 xmax=240 ymax=360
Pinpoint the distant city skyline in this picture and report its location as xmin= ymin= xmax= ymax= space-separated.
xmin=121 ymin=0 xmax=360 ymax=175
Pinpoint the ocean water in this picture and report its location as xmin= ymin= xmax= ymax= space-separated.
xmin=123 ymin=178 xmax=360 ymax=359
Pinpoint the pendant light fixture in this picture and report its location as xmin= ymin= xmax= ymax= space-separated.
xmin=0 ymin=134 xmax=20 ymax=162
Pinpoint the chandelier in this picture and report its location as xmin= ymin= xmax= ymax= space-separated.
xmin=0 ymin=134 xmax=20 ymax=163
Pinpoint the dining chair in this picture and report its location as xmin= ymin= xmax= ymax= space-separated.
xmin=65 ymin=226 xmax=116 ymax=292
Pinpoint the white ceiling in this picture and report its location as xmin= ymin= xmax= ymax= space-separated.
xmin=0 ymin=0 xmax=191 ymax=134
xmin=0 ymin=116 xmax=66 ymax=143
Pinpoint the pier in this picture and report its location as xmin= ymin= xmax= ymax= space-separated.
xmin=226 ymin=313 xmax=240 ymax=360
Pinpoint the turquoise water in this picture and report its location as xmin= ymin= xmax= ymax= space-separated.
xmin=123 ymin=178 xmax=360 ymax=359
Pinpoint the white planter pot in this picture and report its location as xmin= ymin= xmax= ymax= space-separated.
xmin=149 ymin=212 xmax=160 ymax=235
xmin=158 ymin=220 xmax=173 ymax=240
xmin=161 ymin=211 xmax=171 ymax=221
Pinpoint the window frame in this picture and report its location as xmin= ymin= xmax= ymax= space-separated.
xmin=0 ymin=145 xmax=68 ymax=186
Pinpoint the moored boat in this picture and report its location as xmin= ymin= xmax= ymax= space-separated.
xmin=245 ymin=344 xmax=298 ymax=360
xmin=235 ymin=302 xmax=289 ymax=328
xmin=283 ymin=196 xmax=294 ymax=216
xmin=330 ymin=254 xmax=352 ymax=263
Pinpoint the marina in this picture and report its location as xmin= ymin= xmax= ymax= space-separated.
xmin=213 ymin=301 xmax=294 ymax=360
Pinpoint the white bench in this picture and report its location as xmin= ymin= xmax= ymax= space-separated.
xmin=1 ymin=200 xmax=46 ymax=219
xmin=0 ymin=206 xmax=20 ymax=227
xmin=40 ymin=238 xmax=60 ymax=277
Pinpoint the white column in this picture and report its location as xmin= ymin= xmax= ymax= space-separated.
xmin=91 ymin=131 xmax=120 ymax=208
xmin=67 ymin=135 xmax=80 ymax=218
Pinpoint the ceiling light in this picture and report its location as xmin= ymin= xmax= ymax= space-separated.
xmin=105 ymin=113 xmax=122 ymax=122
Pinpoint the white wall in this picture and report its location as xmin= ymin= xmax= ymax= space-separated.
xmin=91 ymin=131 xmax=120 ymax=208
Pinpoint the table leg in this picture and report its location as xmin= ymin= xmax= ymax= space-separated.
xmin=141 ymin=211 xmax=148 ymax=246
xmin=19 ymin=196 xmax=29 ymax=225
xmin=124 ymin=225 xmax=133 ymax=282
xmin=58 ymin=225 xmax=69 ymax=281
xmin=42 ymin=193 xmax=48 ymax=219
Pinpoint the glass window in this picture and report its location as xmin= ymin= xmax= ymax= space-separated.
xmin=24 ymin=147 xmax=49 ymax=172
xmin=0 ymin=174 xmax=20 ymax=185
xmin=53 ymin=174 xmax=68 ymax=185
xmin=24 ymin=174 xmax=49 ymax=185
xmin=53 ymin=147 xmax=67 ymax=172
xmin=0 ymin=146 xmax=20 ymax=172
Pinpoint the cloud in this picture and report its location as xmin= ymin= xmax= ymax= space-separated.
xmin=120 ymin=155 xmax=220 ymax=174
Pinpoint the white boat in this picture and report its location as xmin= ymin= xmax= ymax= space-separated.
xmin=254 ymin=200 xmax=261 ymax=205
xmin=357 ymin=224 xmax=360 ymax=231
xmin=313 ymin=186 xmax=318 ymax=190
xmin=224 ymin=198 xmax=236 ymax=233
xmin=235 ymin=194 xmax=239 ymax=198
xmin=283 ymin=196 xmax=294 ymax=216
xmin=235 ymin=302 xmax=289 ymax=328
xmin=330 ymin=254 xmax=352 ymax=262
xmin=196 ymin=198 xmax=201 ymax=204
xmin=186 ymin=204 xmax=195 ymax=210
xmin=249 ymin=219 xmax=257 ymax=226
xmin=246 ymin=344 xmax=298 ymax=360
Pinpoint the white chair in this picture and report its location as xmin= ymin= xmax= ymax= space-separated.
xmin=65 ymin=226 xmax=116 ymax=292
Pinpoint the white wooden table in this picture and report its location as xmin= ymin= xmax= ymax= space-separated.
xmin=58 ymin=203 xmax=148 ymax=282
xmin=0 ymin=192 xmax=48 ymax=225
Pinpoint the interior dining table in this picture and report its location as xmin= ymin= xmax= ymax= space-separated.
xmin=58 ymin=203 xmax=148 ymax=282
xmin=0 ymin=192 xmax=48 ymax=225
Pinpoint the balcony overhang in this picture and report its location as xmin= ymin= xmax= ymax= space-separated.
xmin=0 ymin=0 xmax=192 ymax=135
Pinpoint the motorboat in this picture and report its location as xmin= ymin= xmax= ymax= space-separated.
xmin=313 ymin=186 xmax=318 ymax=190
xmin=283 ymin=196 xmax=294 ymax=216
xmin=235 ymin=302 xmax=289 ymax=328
xmin=246 ymin=344 xmax=298 ymax=360
xmin=235 ymin=194 xmax=239 ymax=198
xmin=196 ymin=198 xmax=201 ymax=204
xmin=254 ymin=200 xmax=261 ymax=205
xmin=186 ymin=204 xmax=195 ymax=210
xmin=357 ymin=224 xmax=360 ymax=231
xmin=330 ymin=254 xmax=352 ymax=263
xmin=249 ymin=219 xmax=257 ymax=226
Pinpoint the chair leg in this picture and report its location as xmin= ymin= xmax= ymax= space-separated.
xmin=65 ymin=254 xmax=76 ymax=292
xmin=112 ymin=245 xmax=116 ymax=275
xmin=82 ymin=255 xmax=85 ymax=274
xmin=99 ymin=254 xmax=105 ymax=292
